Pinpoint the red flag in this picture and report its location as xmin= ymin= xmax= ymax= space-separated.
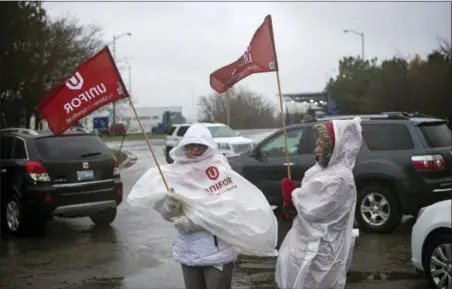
xmin=210 ymin=15 xmax=278 ymax=93
xmin=36 ymin=47 xmax=129 ymax=134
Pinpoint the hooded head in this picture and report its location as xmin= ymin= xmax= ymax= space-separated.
xmin=313 ymin=117 xmax=362 ymax=169
xmin=169 ymin=123 xmax=217 ymax=163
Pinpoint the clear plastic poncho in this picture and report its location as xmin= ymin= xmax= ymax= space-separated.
xmin=127 ymin=123 xmax=278 ymax=256
xmin=275 ymin=117 xmax=363 ymax=289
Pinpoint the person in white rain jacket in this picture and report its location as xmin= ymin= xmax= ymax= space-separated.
xmin=275 ymin=117 xmax=363 ymax=289
xmin=158 ymin=123 xmax=236 ymax=289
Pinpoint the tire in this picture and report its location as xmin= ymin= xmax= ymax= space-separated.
xmin=423 ymin=234 xmax=452 ymax=289
xmin=90 ymin=207 xmax=117 ymax=227
xmin=2 ymin=194 xmax=26 ymax=235
xmin=355 ymin=185 xmax=402 ymax=233
xmin=165 ymin=147 xmax=174 ymax=164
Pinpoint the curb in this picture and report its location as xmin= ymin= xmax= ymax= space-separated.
xmin=119 ymin=150 xmax=138 ymax=169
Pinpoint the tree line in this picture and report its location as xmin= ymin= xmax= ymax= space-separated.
xmin=0 ymin=1 xmax=102 ymax=129
xmin=326 ymin=42 xmax=451 ymax=119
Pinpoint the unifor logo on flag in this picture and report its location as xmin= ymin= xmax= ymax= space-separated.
xmin=210 ymin=15 xmax=279 ymax=93
xmin=36 ymin=46 xmax=129 ymax=135
xmin=65 ymin=72 xmax=84 ymax=90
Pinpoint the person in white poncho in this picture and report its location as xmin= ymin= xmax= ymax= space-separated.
xmin=157 ymin=124 xmax=236 ymax=289
xmin=276 ymin=117 xmax=363 ymax=289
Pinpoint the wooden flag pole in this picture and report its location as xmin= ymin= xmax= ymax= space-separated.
xmin=275 ymin=70 xmax=292 ymax=180
xmin=266 ymin=14 xmax=291 ymax=180
xmin=127 ymin=97 xmax=170 ymax=191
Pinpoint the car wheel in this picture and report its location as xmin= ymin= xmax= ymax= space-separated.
xmin=166 ymin=147 xmax=174 ymax=164
xmin=2 ymin=195 xmax=25 ymax=235
xmin=90 ymin=207 xmax=117 ymax=227
xmin=424 ymin=234 xmax=452 ymax=289
xmin=355 ymin=185 xmax=402 ymax=233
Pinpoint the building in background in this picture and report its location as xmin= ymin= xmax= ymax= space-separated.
xmin=118 ymin=106 xmax=183 ymax=133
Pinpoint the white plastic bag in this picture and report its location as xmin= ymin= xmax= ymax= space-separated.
xmin=127 ymin=154 xmax=278 ymax=256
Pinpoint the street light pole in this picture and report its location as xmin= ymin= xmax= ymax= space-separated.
xmin=225 ymin=90 xmax=231 ymax=126
xmin=361 ymin=32 xmax=365 ymax=60
xmin=111 ymin=32 xmax=132 ymax=125
xmin=124 ymin=60 xmax=132 ymax=97
xmin=344 ymin=29 xmax=365 ymax=60
xmin=112 ymin=36 xmax=116 ymax=125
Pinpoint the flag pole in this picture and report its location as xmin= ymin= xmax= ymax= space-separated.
xmin=276 ymin=71 xmax=292 ymax=180
xmin=268 ymin=15 xmax=291 ymax=180
xmin=105 ymin=45 xmax=171 ymax=192
xmin=127 ymin=97 xmax=170 ymax=191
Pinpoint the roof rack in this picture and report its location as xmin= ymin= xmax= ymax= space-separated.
xmin=381 ymin=112 xmax=435 ymax=118
xmin=0 ymin=128 xmax=39 ymax=135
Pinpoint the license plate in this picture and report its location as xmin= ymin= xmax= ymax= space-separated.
xmin=77 ymin=170 xmax=94 ymax=181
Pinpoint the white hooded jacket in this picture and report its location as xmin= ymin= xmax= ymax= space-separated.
xmin=159 ymin=123 xmax=237 ymax=267
xmin=275 ymin=117 xmax=363 ymax=289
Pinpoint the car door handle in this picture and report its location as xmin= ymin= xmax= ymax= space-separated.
xmin=283 ymin=163 xmax=294 ymax=166
xmin=0 ymin=169 xmax=6 ymax=173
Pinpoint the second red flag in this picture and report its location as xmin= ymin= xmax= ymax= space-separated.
xmin=210 ymin=15 xmax=279 ymax=93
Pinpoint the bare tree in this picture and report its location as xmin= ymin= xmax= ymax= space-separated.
xmin=198 ymin=87 xmax=278 ymax=129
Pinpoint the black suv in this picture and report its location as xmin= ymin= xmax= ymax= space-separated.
xmin=0 ymin=128 xmax=123 ymax=235
xmin=227 ymin=113 xmax=452 ymax=233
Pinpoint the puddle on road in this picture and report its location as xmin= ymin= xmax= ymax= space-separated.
xmin=77 ymin=276 xmax=125 ymax=289
xmin=234 ymin=255 xmax=423 ymax=288
xmin=346 ymin=271 xmax=423 ymax=283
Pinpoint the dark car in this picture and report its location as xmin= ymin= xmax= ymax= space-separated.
xmin=227 ymin=113 xmax=452 ymax=233
xmin=0 ymin=128 xmax=123 ymax=235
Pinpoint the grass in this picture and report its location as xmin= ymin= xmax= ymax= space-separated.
xmin=100 ymin=133 xmax=165 ymax=142
xmin=110 ymin=149 xmax=127 ymax=165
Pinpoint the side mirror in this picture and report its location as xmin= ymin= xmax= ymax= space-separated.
xmin=250 ymin=147 xmax=260 ymax=158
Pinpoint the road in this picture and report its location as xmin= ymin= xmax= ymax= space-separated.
xmin=0 ymin=131 xmax=428 ymax=289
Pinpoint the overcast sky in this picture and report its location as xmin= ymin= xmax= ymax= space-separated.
xmin=44 ymin=1 xmax=451 ymax=119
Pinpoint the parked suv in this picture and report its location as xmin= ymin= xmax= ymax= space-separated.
xmin=0 ymin=128 xmax=123 ymax=235
xmin=227 ymin=113 xmax=452 ymax=233
xmin=164 ymin=123 xmax=255 ymax=164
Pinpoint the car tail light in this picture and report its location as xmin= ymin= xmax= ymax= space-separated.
xmin=411 ymin=155 xmax=445 ymax=171
xmin=26 ymin=161 xmax=51 ymax=182
xmin=44 ymin=193 xmax=52 ymax=203
xmin=116 ymin=186 xmax=122 ymax=200
xmin=114 ymin=159 xmax=120 ymax=176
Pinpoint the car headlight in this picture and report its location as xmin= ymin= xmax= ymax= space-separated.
xmin=218 ymin=143 xmax=231 ymax=150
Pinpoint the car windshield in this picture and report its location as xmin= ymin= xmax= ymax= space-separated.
xmin=207 ymin=126 xmax=238 ymax=138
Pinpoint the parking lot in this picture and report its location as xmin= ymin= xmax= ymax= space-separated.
xmin=0 ymin=133 xmax=430 ymax=289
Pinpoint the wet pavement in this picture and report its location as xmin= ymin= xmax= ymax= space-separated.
xmin=0 ymin=134 xmax=429 ymax=289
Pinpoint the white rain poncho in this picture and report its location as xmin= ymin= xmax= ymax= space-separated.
xmin=127 ymin=123 xmax=278 ymax=256
xmin=275 ymin=117 xmax=363 ymax=289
